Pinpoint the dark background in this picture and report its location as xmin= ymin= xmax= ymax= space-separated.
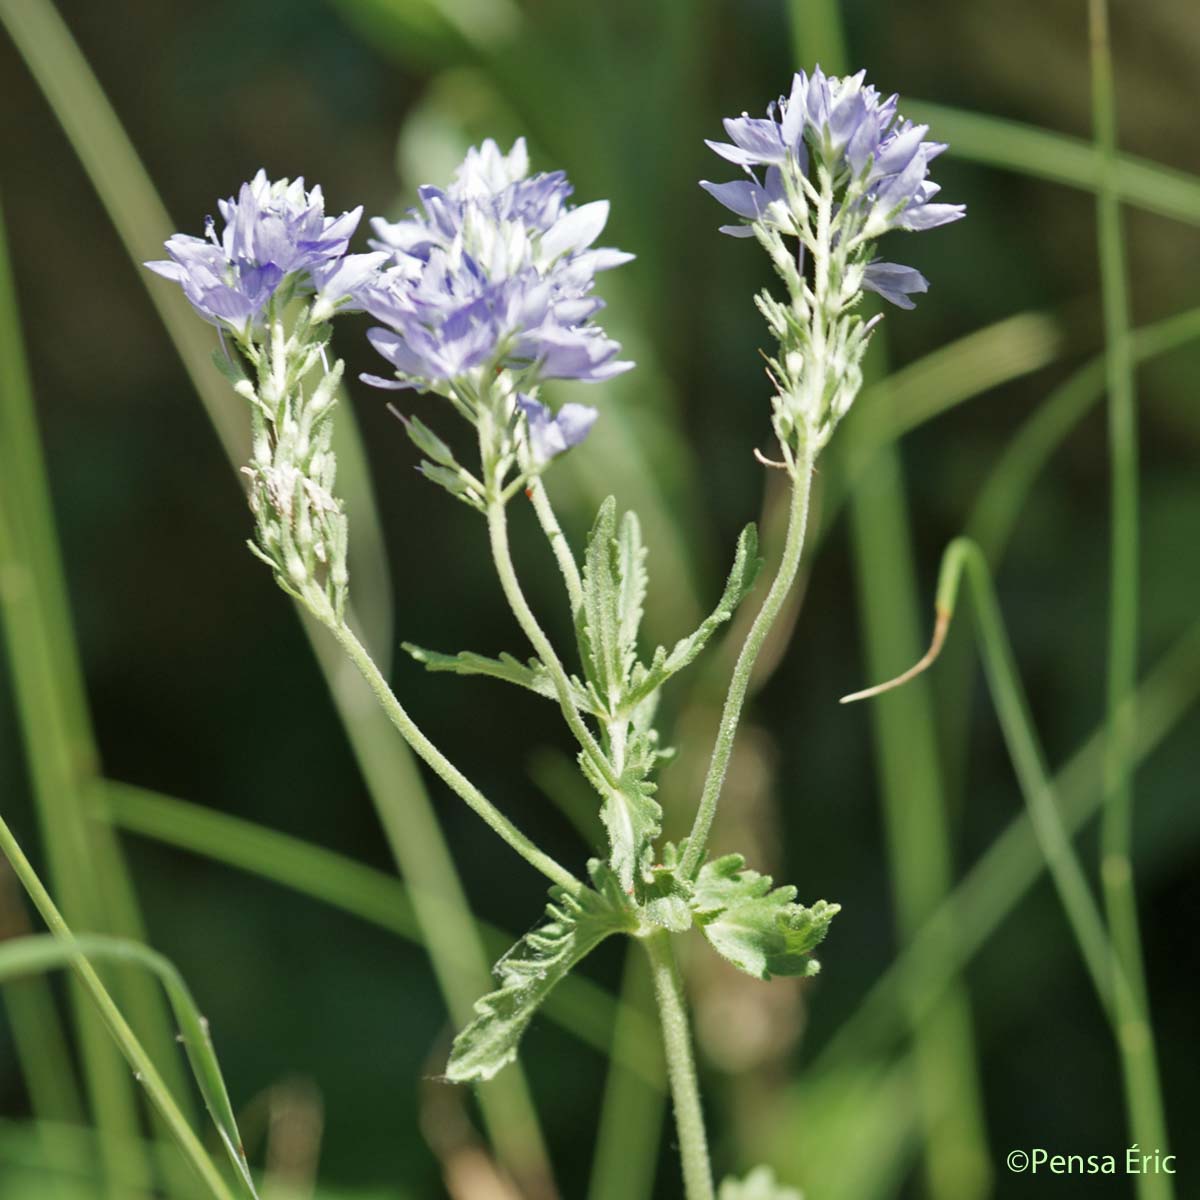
xmin=1 ymin=1 xmax=1198 ymax=1197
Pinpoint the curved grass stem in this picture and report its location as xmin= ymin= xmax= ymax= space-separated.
xmin=846 ymin=538 xmax=1164 ymax=1138
xmin=0 ymin=813 xmax=242 ymax=1200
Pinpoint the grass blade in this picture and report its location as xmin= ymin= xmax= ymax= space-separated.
xmin=0 ymin=934 xmax=258 ymax=1200
xmin=905 ymin=99 xmax=1200 ymax=227
xmin=0 ymin=196 xmax=191 ymax=1197
xmin=1087 ymin=4 xmax=1171 ymax=1189
xmin=0 ymin=809 xmax=245 ymax=1200
xmin=822 ymin=309 xmax=1065 ymax=532
xmin=823 ymin=607 xmax=1200 ymax=1072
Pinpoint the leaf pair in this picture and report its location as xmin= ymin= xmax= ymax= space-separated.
xmin=572 ymin=500 xmax=761 ymax=889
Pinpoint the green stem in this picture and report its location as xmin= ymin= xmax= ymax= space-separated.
xmin=527 ymin=476 xmax=584 ymax=617
xmin=0 ymin=814 xmax=238 ymax=1200
xmin=642 ymin=931 xmax=712 ymax=1200
xmin=932 ymin=541 xmax=1125 ymax=1012
xmin=681 ymin=444 xmax=814 ymax=878
xmin=329 ymin=620 xmax=582 ymax=897
xmin=1088 ymin=1 xmax=1171 ymax=1187
xmin=486 ymin=494 xmax=617 ymax=787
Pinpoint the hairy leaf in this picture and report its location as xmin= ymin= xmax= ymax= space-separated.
xmin=445 ymin=865 xmax=633 ymax=1082
xmin=616 ymin=510 xmax=648 ymax=678
xmin=640 ymin=842 xmax=694 ymax=932
xmin=580 ymin=729 xmax=665 ymax=894
xmin=403 ymin=643 xmax=597 ymax=712
xmin=718 ymin=1166 xmax=803 ymax=1200
xmin=578 ymin=496 xmax=625 ymax=710
xmin=693 ymin=854 xmax=839 ymax=980
xmin=626 ymin=523 xmax=762 ymax=708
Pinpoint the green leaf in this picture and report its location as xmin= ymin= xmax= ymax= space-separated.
xmin=578 ymin=496 xmax=625 ymax=709
xmin=580 ymin=730 xmax=665 ymax=894
xmin=616 ymin=509 xmax=648 ymax=677
xmin=402 ymin=643 xmax=598 ymax=713
xmin=640 ymin=842 xmax=694 ymax=932
xmin=445 ymin=864 xmax=633 ymax=1083
xmin=693 ymin=854 xmax=839 ymax=981
xmin=718 ymin=1166 xmax=803 ymax=1200
xmin=626 ymin=523 xmax=761 ymax=708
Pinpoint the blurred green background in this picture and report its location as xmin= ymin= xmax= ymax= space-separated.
xmin=1 ymin=0 xmax=1198 ymax=1197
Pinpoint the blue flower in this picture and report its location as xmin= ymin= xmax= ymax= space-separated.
xmin=357 ymin=139 xmax=633 ymax=393
xmin=861 ymin=261 xmax=928 ymax=310
xmin=146 ymin=171 xmax=367 ymax=335
xmin=702 ymin=68 xmax=963 ymax=308
xmin=517 ymin=395 xmax=598 ymax=463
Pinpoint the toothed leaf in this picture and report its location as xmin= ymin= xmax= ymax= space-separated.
xmin=580 ymin=733 xmax=664 ymax=894
xmin=577 ymin=497 xmax=625 ymax=709
xmin=445 ymin=864 xmax=632 ymax=1082
xmin=402 ymin=643 xmax=597 ymax=712
xmin=616 ymin=510 xmax=648 ymax=678
xmin=627 ymin=523 xmax=762 ymax=707
xmin=641 ymin=846 xmax=695 ymax=932
xmin=693 ymin=854 xmax=839 ymax=980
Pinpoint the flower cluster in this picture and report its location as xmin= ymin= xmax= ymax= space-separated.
xmin=356 ymin=138 xmax=633 ymax=398
xmin=703 ymin=68 xmax=963 ymax=450
xmin=146 ymin=171 xmax=381 ymax=337
xmin=146 ymin=173 xmax=372 ymax=616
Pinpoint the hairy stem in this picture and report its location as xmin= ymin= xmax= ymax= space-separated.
xmin=330 ymin=619 xmax=582 ymax=897
xmin=643 ymin=931 xmax=713 ymax=1200
xmin=486 ymin=495 xmax=617 ymax=787
xmin=681 ymin=443 xmax=815 ymax=877
xmin=527 ymin=476 xmax=584 ymax=616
